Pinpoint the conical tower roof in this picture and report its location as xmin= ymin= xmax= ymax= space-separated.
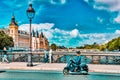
xmin=32 ymin=30 xmax=35 ymax=37
xmin=40 ymin=32 xmax=44 ymax=38
xmin=9 ymin=13 xmax=18 ymax=26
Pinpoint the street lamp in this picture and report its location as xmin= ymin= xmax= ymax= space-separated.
xmin=26 ymin=4 xmax=35 ymax=67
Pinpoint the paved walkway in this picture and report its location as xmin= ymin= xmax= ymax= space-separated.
xmin=0 ymin=62 xmax=120 ymax=73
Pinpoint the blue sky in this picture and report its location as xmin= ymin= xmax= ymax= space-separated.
xmin=0 ymin=0 xmax=120 ymax=47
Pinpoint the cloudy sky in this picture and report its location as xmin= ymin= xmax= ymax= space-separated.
xmin=0 ymin=0 xmax=120 ymax=47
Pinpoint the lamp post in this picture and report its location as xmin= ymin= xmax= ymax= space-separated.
xmin=26 ymin=4 xmax=35 ymax=66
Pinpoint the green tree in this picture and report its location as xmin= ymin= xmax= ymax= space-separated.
xmin=0 ymin=30 xmax=14 ymax=50
xmin=79 ymin=42 xmax=99 ymax=49
xmin=99 ymin=45 xmax=106 ymax=51
xmin=76 ymin=37 xmax=120 ymax=51
xmin=50 ymin=43 xmax=57 ymax=51
xmin=101 ymin=36 xmax=120 ymax=51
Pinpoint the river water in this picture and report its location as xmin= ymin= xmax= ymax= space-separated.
xmin=0 ymin=70 xmax=120 ymax=80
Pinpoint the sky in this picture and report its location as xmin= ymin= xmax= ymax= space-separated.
xmin=0 ymin=0 xmax=120 ymax=47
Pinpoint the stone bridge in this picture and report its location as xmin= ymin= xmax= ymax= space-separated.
xmin=0 ymin=51 xmax=120 ymax=64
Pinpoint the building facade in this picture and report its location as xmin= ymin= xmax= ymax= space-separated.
xmin=8 ymin=14 xmax=49 ymax=50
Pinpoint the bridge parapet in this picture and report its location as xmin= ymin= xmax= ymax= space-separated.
xmin=0 ymin=51 xmax=120 ymax=64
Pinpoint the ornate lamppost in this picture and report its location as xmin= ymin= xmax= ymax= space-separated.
xmin=26 ymin=4 xmax=35 ymax=66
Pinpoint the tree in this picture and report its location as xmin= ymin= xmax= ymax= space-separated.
xmin=100 ymin=36 xmax=120 ymax=51
xmin=99 ymin=45 xmax=106 ymax=51
xmin=77 ymin=42 xmax=99 ymax=49
xmin=57 ymin=46 xmax=67 ymax=49
xmin=107 ymin=37 xmax=120 ymax=51
xmin=50 ymin=43 xmax=57 ymax=51
xmin=0 ymin=30 xmax=14 ymax=50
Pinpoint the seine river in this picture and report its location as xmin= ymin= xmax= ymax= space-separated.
xmin=0 ymin=70 xmax=120 ymax=80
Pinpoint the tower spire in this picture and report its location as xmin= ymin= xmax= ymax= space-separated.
xmin=40 ymin=31 xmax=44 ymax=38
xmin=32 ymin=29 xmax=35 ymax=37
xmin=36 ymin=30 xmax=39 ymax=38
xmin=12 ymin=12 xmax=14 ymax=18
xmin=9 ymin=13 xmax=18 ymax=26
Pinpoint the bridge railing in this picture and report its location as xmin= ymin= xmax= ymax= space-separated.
xmin=0 ymin=51 xmax=120 ymax=64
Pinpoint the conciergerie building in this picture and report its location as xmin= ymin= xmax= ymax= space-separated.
xmin=3 ymin=14 xmax=49 ymax=50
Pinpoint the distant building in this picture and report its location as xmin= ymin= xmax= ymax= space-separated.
xmin=3 ymin=14 xmax=49 ymax=50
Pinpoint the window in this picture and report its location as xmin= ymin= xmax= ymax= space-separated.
xmin=11 ymin=30 xmax=13 ymax=33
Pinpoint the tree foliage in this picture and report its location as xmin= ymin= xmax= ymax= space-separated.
xmin=0 ymin=30 xmax=14 ymax=50
xmin=76 ymin=42 xmax=99 ymax=49
xmin=76 ymin=36 xmax=120 ymax=51
xmin=104 ymin=36 xmax=120 ymax=51
xmin=50 ymin=43 xmax=57 ymax=51
xmin=50 ymin=36 xmax=120 ymax=51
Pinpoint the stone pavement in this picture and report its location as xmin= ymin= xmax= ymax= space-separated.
xmin=0 ymin=62 xmax=120 ymax=73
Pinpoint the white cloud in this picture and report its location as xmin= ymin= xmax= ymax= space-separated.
xmin=28 ymin=0 xmax=66 ymax=6
xmin=19 ymin=23 xmax=54 ymax=32
xmin=84 ymin=0 xmax=120 ymax=23
xmin=43 ymin=30 xmax=53 ymax=39
xmin=79 ymin=32 xmax=119 ymax=45
xmin=19 ymin=24 xmax=29 ymax=32
xmin=61 ymin=0 xmax=66 ymax=4
xmin=19 ymin=23 xmax=120 ymax=47
xmin=28 ymin=0 xmax=32 ymax=4
xmin=50 ymin=0 xmax=66 ymax=5
xmin=114 ymin=15 xmax=120 ymax=23
xmin=54 ymin=28 xmax=69 ymax=35
xmin=51 ymin=28 xmax=119 ymax=46
xmin=84 ymin=0 xmax=120 ymax=12
xmin=115 ymin=30 xmax=120 ymax=34
xmin=97 ymin=17 xmax=103 ymax=23
xmin=70 ymin=29 xmax=79 ymax=38
xmin=39 ymin=23 xmax=54 ymax=30
xmin=36 ymin=5 xmax=45 ymax=15
xmin=84 ymin=0 xmax=89 ymax=2
xmin=75 ymin=24 xmax=79 ymax=27
xmin=19 ymin=23 xmax=54 ymax=39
